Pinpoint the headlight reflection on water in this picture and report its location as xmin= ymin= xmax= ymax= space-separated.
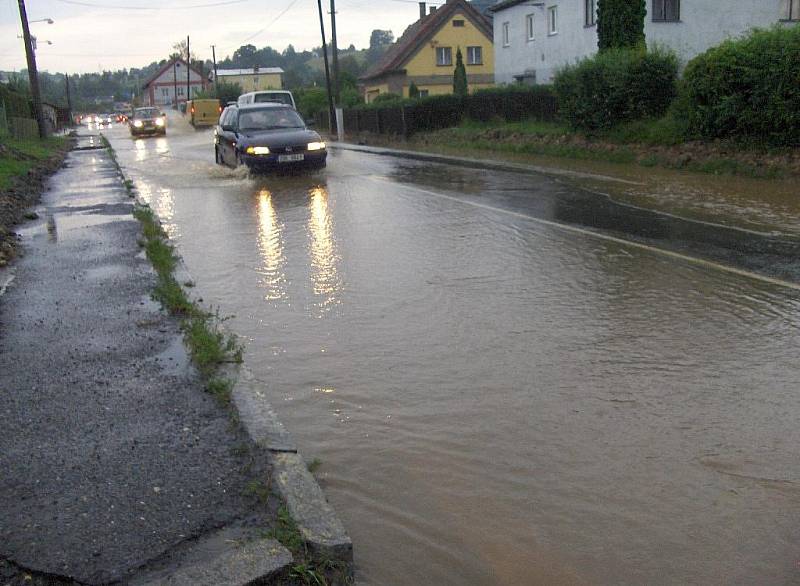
xmin=308 ymin=185 xmax=341 ymax=312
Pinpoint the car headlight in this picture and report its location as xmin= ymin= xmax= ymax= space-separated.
xmin=245 ymin=146 xmax=270 ymax=155
xmin=155 ymin=117 xmax=165 ymax=126
xmin=133 ymin=120 xmax=143 ymax=128
xmin=307 ymin=141 xmax=326 ymax=151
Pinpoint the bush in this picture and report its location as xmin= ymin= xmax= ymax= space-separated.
xmin=681 ymin=25 xmax=800 ymax=146
xmin=554 ymin=47 xmax=678 ymax=132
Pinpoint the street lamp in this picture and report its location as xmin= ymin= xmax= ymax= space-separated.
xmin=29 ymin=18 xmax=54 ymax=24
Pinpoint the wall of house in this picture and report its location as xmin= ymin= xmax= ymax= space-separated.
xmin=494 ymin=1 xmax=597 ymax=85
xmin=494 ymin=0 xmax=790 ymax=85
xmin=405 ymin=10 xmax=495 ymax=82
xmin=364 ymin=83 xmax=390 ymax=103
xmin=644 ymin=0 xmax=787 ymax=62
xmin=220 ymin=73 xmax=283 ymax=92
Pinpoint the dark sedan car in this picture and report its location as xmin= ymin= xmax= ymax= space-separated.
xmin=129 ymin=107 xmax=166 ymax=137
xmin=214 ymin=104 xmax=326 ymax=171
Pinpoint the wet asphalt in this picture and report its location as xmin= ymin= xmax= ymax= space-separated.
xmin=0 ymin=137 xmax=271 ymax=584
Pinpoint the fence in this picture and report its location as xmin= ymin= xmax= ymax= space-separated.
xmin=1 ymin=94 xmax=40 ymax=139
xmin=325 ymin=88 xmax=559 ymax=138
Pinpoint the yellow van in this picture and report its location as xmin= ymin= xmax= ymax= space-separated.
xmin=187 ymin=99 xmax=221 ymax=128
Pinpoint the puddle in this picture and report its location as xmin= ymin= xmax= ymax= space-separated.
xmin=147 ymin=335 xmax=191 ymax=376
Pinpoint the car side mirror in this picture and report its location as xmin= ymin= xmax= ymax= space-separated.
xmin=305 ymin=119 xmax=316 ymax=128
xmin=221 ymin=124 xmax=234 ymax=132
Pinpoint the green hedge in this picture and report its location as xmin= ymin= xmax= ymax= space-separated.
xmin=0 ymin=85 xmax=32 ymax=119
xmin=553 ymin=47 xmax=678 ymax=132
xmin=681 ymin=26 xmax=800 ymax=146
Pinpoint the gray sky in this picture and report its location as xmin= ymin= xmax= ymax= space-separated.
xmin=1 ymin=0 xmax=442 ymax=74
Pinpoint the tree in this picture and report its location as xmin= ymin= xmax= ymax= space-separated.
xmin=369 ymin=30 xmax=394 ymax=50
xmin=408 ymin=82 xmax=420 ymax=99
xmin=453 ymin=48 xmax=468 ymax=97
xmin=597 ymin=0 xmax=646 ymax=51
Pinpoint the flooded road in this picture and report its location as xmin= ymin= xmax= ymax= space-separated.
xmin=105 ymin=116 xmax=800 ymax=585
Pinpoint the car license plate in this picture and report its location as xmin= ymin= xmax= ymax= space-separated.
xmin=278 ymin=154 xmax=304 ymax=162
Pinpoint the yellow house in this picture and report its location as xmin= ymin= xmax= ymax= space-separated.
xmin=359 ymin=0 xmax=494 ymax=103
xmin=211 ymin=67 xmax=284 ymax=92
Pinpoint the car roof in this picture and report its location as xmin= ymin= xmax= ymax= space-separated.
xmin=236 ymin=103 xmax=292 ymax=111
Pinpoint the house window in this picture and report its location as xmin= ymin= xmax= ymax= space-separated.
xmin=783 ymin=0 xmax=800 ymax=20
xmin=652 ymin=0 xmax=680 ymax=21
xmin=548 ymin=6 xmax=558 ymax=35
xmin=177 ymin=87 xmax=184 ymax=96
xmin=467 ymin=46 xmax=483 ymax=65
xmin=419 ymin=89 xmax=430 ymax=98
xmin=453 ymin=19 xmax=465 ymax=27
xmin=526 ymin=14 xmax=535 ymax=41
xmin=502 ymin=22 xmax=510 ymax=46
xmin=161 ymin=88 xmax=169 ymax=97
xmin=253 ymin=77 xmax=259 ymax=84
xmin=585 ymin=0 xmax=596 ymax=26
xmin=436 ymin=46 xmax=453 ymax=66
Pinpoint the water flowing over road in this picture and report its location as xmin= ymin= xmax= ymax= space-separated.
xmin=105 ymin=115 xmax=800 ymax=585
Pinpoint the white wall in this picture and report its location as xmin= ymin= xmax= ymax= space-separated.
xmin=494 ymin=0 xmax=790 ymax=85
xmin=644 ymin=0 xmax=786 ymax=63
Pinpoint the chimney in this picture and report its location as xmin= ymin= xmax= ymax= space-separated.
xmin=419 ymin=2 xmax=426 ymax=19
xmin=429 ymin=6 xmax=437 ymax=13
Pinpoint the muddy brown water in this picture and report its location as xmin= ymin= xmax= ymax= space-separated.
xmin=106 ymin=117 xmax=800 ymax=585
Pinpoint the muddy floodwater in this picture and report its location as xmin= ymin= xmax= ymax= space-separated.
xmin=106 ymin=116 xmax=800 ymax=585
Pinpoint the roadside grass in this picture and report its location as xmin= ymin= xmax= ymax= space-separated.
xmin=407 ymin=115 xmax=791 ymax=179
xmin=0 ymin=136 xmax=67 ymax=190
xmin=130 ymin=200 xmax=242 ymax=401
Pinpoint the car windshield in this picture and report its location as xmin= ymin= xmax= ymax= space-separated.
xmin=238 ymin=108 xmax=304 ymax=131
xmin=135 ymin=108 xmax=160 ymax=118
xmin=253 ymin=93 xmax=293 ymax=106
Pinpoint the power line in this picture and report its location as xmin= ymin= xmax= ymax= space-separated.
xmin=52 ymin=0 xmax=255 ymax=10
xmin=221 ymin=0 xmax=301 ymax=52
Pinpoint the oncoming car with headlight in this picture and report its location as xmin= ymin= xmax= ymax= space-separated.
xmin=214 ymin=104 xmax=326 ymax=172
xmin=129 ymin=107 xmax=166 ymax=137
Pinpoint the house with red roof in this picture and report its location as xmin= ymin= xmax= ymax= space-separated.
xmin=142 ymin=58 xmax=206 ymax=108
xmin=359 ymin=0 xmax=495 ymax=103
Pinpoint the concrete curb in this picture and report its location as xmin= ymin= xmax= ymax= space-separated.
xmin=330 ymin=140 xmax=643 ymax=185
xmin=106 ymin=132 xmax=353 ymax=579
xmin=224 ymin=364 xmax=353 ymax=562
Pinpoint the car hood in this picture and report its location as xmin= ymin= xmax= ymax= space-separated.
xmin=238 ymin=128 xmax=321 ymax=148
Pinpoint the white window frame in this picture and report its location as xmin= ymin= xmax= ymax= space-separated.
xmin=585 ymin=0 xmax=596 ymax=26
xmin=161 ymin=87 xmax=169 ymax=97
xmin=466 ymin=46 xmax=482 ymax=65
xmin=548 ymin=6 xmax=558 ymax=35
xmin=526 ymin=14 xmax=535 ymax=41
xmin=419 ymin=89 xmax=430 ymax=98
xmin=502 ymin=22 xmax=510 ymax=47
xmin=436 ymin=46 xmax=453 ymax=66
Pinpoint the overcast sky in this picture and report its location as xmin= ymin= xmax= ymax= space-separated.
xmin=1 ymin=0 xmax=444 ymax=74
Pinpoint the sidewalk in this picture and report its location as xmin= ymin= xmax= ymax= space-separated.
xmin=0 ymin=135 xmax=280 ymax=584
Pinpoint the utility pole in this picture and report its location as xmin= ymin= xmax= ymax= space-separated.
xmin=329 ymin=0 xmax=340 ymax=106
xmin=65 ymin=73 xmax=73 ymax=122
xmin=186 ymin=35 xmax=191 ymax=102
xmin=316 ymin=0 xmax=336 ymax=134
xmin=17 ymin=0 xmax=47 ymax=138
xmin=211 ymin=45 xmax=219 ymax=97
xmin=172 ymin=59 xmax=178 ymax=109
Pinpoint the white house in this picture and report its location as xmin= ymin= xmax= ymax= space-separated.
xmin=142 ymin=58 xmax=206 ymax=107
xmin=491 ymin=0 xmax=800 ymax=85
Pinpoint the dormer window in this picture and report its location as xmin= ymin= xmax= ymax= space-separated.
xmin=453 ymin=19 xmax=465 ymax=27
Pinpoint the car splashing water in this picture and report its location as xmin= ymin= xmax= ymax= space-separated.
xmin=106 ymin=116 xmax=800 ymax=586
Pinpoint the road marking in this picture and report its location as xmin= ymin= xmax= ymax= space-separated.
xmin=0 ymin=272 xmax=16 ymax=298
xmin=369 ymin=176 xmax=800 ymax=293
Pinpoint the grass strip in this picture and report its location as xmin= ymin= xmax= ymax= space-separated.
xmin=0 ymin=136 xmax=68 ymax=190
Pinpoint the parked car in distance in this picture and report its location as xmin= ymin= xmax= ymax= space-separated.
xmin=129 ymin=107 xmax=166 ymax=137
xmin=187 ymin=99 xmax=221 ymax=128
xmin=214 ymin=103 xmax=326 ymax=172
xmin=237 ymin=90 xmax=296 ymax=109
